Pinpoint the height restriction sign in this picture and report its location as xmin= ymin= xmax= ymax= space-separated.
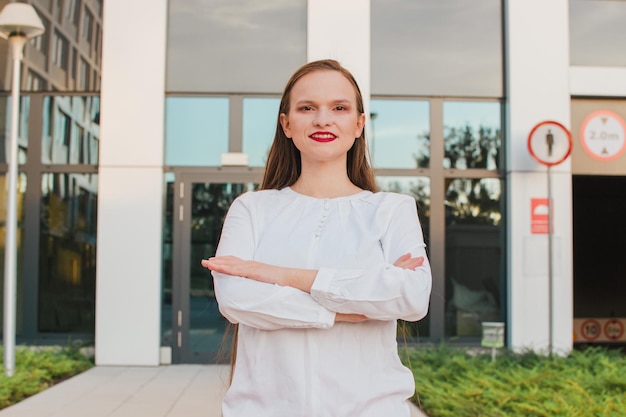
xmin=528 ymin=121 xmax=573 ymax=166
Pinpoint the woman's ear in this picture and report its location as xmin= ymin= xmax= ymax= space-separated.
xmin=355 ymin=113 xmax=366 ymax=138
xmin=279 ymin=113 xmax=291 ymax=138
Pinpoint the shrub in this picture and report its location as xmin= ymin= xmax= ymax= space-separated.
xmin=405 ymin=345 xmax=626 ymax=417
xmin=0 ymin=346 xmax=94 ymax=409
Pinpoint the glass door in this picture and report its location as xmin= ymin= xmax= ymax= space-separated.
xmin=169 ymin=173 xmax=257 ymax=363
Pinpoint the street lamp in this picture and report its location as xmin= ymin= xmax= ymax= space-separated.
xmin=0 ymin=2 xmax=44 ymax=377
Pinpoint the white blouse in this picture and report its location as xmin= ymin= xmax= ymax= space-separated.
xmin=213 ymin=187 xmax=432 ymax=417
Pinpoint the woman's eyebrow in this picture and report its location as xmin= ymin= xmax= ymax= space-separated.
xmin=294 ymin=98 xmax=352 ymax=105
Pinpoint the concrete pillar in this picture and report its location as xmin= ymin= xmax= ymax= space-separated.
xmin=505 ymin=0 xmax=573 ymax=354
xmin=95 ymin=0 xmax=167 ymax=365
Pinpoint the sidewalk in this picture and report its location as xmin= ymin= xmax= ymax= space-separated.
xmin=0 ymin=365 xmax=428 ymax=417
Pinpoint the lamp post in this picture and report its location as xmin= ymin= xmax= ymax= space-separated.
xmin=0 ymin=3 xmax=44 ymax=377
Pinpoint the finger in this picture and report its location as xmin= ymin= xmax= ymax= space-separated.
xmin=396 ymin=256 xmax=425 ymax=270
xmin=393 ymin=253 xmax=411 ymax=266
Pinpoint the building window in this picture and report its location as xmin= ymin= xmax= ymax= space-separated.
xmin=165 ymin=97 xmax=229 ymax=166
xmin=77 ymin=58 xmax=90 ymax=90
xmin=242 ymin=97 xmax=280 ymax=167
xmin=370 ymin=100 xmax=430 ymax=169
xmin=39 ymin=172 xmax=98 ymax=333
xmin=53 ymin=0 xmax=62 ymax=21
xmin=444 ymin=178 xmax=504 ymax=338
xmin=167 ymin=0 xmax=307 ymax=93
xmin=443 ymin=101 xmax=502 ymax=170
xmin=65 ymin=0 xmax=80 ymax=26
xmin=94 ymin=23 xmax=101 ymax=64
xmin=570 ymin=0 xmax=626 ymax=67
xmin=26 ymin=69 xmax=47 ymax=91
xmin=42 ymin=96 xmax=100 ymax=165
xmin=81 ymin=7 xmax=93 ymax=43
xmin=371 ymin=0 xmax=503 ymax=97
xmin=52 ymin=30 xmax=70 ymax=71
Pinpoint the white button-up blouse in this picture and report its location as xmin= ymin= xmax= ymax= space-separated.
xmin=212 ymin=187 xmax=432 ymax=417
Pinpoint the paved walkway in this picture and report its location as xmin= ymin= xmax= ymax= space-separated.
xmin=0 ymin=365 xmax=428 ymax=417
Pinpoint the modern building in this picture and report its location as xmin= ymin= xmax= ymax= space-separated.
xmin=0 ymin=0 xmax=625 ymax=366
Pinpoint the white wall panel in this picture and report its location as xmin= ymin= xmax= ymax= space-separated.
xmin=570 ymin=66 xmax=626 ymax=97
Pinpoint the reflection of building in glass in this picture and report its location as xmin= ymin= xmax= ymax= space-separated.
xmin=0 ymin=0 xmax=101 ymax=340
xmin=0 ymin=0 xmax=102 ymax=92
xmin=42 ymin=96 xmax=100 ymax=164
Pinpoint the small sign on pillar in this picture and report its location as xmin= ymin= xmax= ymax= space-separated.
xmin=531 ymin=198 xmax=551 ymax=235
xmin=527 ymin=120 xmax=573 ymax=166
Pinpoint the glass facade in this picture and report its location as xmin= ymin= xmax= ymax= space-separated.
xmin=370 ymin=0 xmax=506 ymax=343
xmin=369 ymin=100 xmax=430 ymax=169
xmin=42 ymin=96 xmax=100 ymax=165
xmin=39 ymin=173 xmax=98 ymax=332
xmin=0 ymin=0 xmax=512 ymax=352
xmin=0 ymin=0 xmax=103 ymax=93
xmin=165 ymin=97 xmax=230 ymax=166
xmin=444 ymin=178 xmax=505 ymax=338
xmin=242 ymin=98 xmax=280 ymax=167
xmin=443 ymin=101 xmax=502 ymax=170
xmin=0 ymin=93 xmax=99 ymax=339
xmin=371 ymin=0 xmax=503 ymax=97
xmin=0 ymin=97 xmax=31 ymax=164
xmin=570 ymin=0 xmax=626 ymax=67
xmin=166 ymin=0 xmax=307 ymax=93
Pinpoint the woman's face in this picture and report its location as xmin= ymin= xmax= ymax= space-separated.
xmin=280 ymin=70 xmax=365 ymax=166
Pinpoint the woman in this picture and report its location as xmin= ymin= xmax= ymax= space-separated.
xmin=201 ymin=59 xmax=432 ymax=417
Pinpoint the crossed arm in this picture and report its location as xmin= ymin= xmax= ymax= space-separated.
xmin=201 ymin=253 xmax=424 ymax=323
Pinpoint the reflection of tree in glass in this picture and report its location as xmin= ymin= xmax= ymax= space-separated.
xmin=444 ymin=124 xmax=501 ymax=170
xmin=413 ymin=131 xmax=430 ymax=168
xmin=446 ymin=179 xmax=501 ymax=226
xmin=378 ymin=178 xmax=430 ymax=221
xmin=191 ymin=183 xmax=256 ymax=247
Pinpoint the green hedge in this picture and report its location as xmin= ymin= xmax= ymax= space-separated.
xmin=0 ymin=347 xmax=94 ymax=409
xmin=405 ymin=346 xmax=626 ymax=417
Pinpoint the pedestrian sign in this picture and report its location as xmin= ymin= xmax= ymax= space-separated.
xmin=527 ymin=120 xmax=573 ymax=166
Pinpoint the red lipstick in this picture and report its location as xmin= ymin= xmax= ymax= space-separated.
xmin=309 ymin=131 xmax=337 ymax=142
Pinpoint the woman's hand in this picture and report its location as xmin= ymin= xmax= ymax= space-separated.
xmin=335 ymin=313 xmax=368 ymax=323
xmin=201 ymin=256 xmax=317 ymax=293
xmin=393 ymin=253 xmax=424 ymax=270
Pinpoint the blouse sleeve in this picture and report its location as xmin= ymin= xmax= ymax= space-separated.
xmin=212 ymin=195 xmax=336 ymax=331
xmin=310 ymin=195 xmax=432 ymax=322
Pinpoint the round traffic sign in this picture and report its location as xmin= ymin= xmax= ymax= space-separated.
xmin=580 ymin=110 xmax=626 ymax=161
xmin=527 ymin=121 xmax=573 ymax=166
xmin=604 ymin=319 xmax=624 ymax=341
xmin=580 ymin=319 xmax=601 ymax=341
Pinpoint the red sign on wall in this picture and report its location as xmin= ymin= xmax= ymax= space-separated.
xmin=531 ymin=198 xmax=551 ymax=234
xmin=574 ymin=318 xmax=626 ymax=343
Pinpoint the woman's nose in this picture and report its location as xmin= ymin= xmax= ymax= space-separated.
xmin=313 ymin=109 xmax=332 ymax=126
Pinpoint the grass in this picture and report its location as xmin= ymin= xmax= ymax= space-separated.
xmin=0 ymin=346 xmax=94 ymax=410
xmin=404 ymin=345 xmax=626 ymax=417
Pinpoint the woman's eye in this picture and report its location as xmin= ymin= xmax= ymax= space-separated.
xmin=300 ymin=106 xmax=313 ymax=111
xmin=335 ymin=105 xmax=347 ymax=111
